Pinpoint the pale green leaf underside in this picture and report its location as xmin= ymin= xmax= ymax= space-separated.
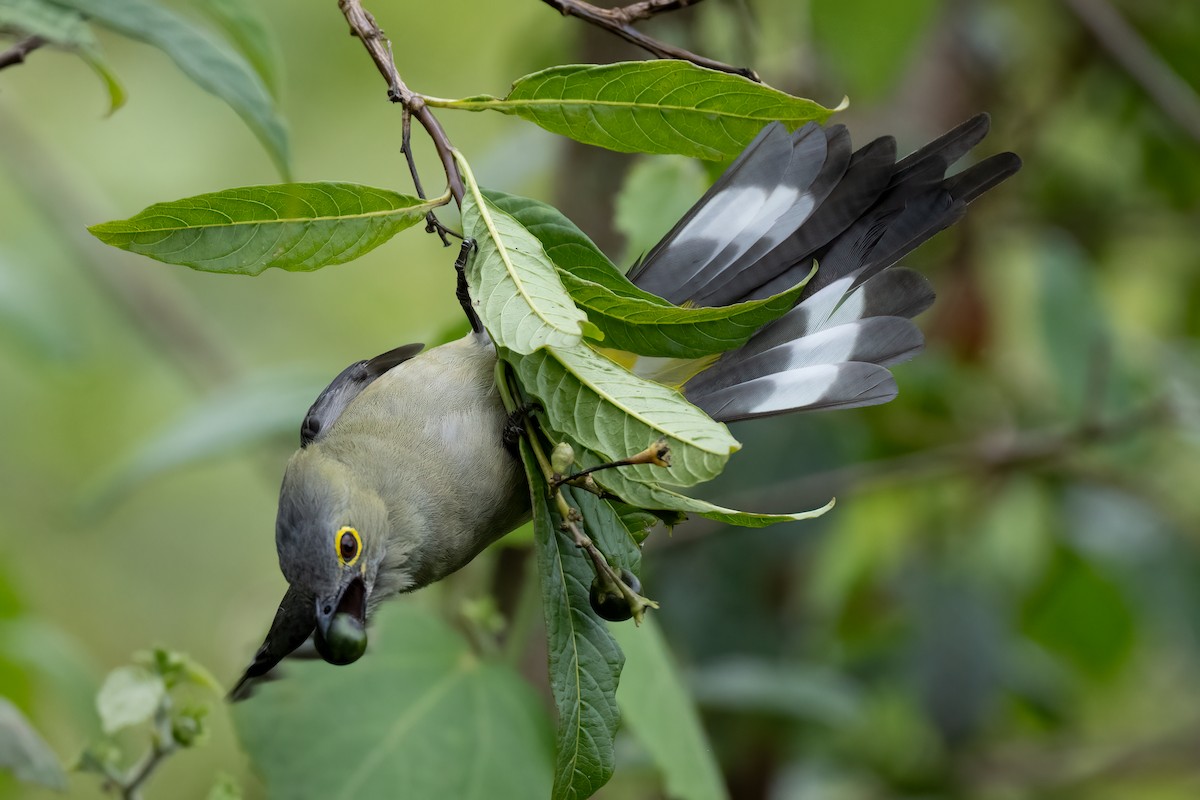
xmin=234 ymin=604 xmax=552 ymax=800
xmin=511 ymin=344 xmax=739 ymax=489
xmin=612 ymin=619 xmax=728 ymax=800
xmin=522 ymin=444 xmax=622 ymax=800
xmin=432 ymin=61 xmax=839 ymax=160
xmin=458 ymin=156 xmax=590 ymax=354
xmin=486 ymin=190 xmax=813 ymax=359
xmin=88 ymin=183 xmax=442 ymax=275
xmin=50 ymin=0 xmax=290 ymax=177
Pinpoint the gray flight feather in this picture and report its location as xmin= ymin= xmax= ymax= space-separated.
xmin=633 ymin=113 xmax=1021 ymax=423
xmin=300 ymin=343 xmax=424 ymax=446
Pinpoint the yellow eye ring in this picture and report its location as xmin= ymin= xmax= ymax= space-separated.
xmin=335 ymin=526 xmax=362 ymax=567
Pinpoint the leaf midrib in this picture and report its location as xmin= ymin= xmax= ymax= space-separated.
xmin=96 ymin=200 xmax=438 ymax=235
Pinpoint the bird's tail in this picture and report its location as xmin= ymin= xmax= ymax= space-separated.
xmin=626 ymin=114 xmax=1021 ymax=423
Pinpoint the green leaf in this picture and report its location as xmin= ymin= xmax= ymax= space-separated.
xmin=429 ymin=61 xmax=839 ymax=160
xmin=611 ymin=619 xmax=728 ymax=800
xmin=586 ymin=463 xmax=835 ymax=528
xmin=88 ymin=183 xmax=445 ymax=275
xmin=521 ymin=442 xmax=623 ymax=800
xmin=0 ymin=698 xmax=67 ymax=790
xmin=49 ymin=0 xmax=290 ymax=177
xmin=234 ymin=603 xmax=552 ymax=799
xmin=194 ymin=0 xmax=284 ymax=99
xmin=96 ymin=665 xmax=165 ymax=735
xmin=0 ymin=0 xmax=125 ymax=112
xmin=557 ymin=270 xmax=812 ymax=359
xmin=457 ymin=155 xmax=591 ymax=354
xmin=511 ymin=344 xmax=740 ymax=489
xmin=486 ymin=190 xmax=815 ymax=359
xmin=1022 ymin=547 xmax=1135 ymax=679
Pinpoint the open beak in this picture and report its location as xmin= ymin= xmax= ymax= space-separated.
xmin=313 ymin=575 xmax=368 ymax=665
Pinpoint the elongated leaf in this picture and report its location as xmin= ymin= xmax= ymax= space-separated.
xmin=612 ymin=619 xmax=728 ymax=800
xmin=586 ymin=460 xmax=835 ymax=527
xmin=486 ymin=191 xmax=815 ymax=358
xmin=86 ymin=370 xmax=325 ymax=507
xmin=0 ymin=698 xmax=68 ymax=790
xmin=88 ymin=183 xmax=444 ymax=274
xmin=511 ymin=344 xmax=739 ymax=489
xmin=50 ymin=0 xmax=290 ymax=176
xmin=558 ymin=270 xmax=812 ymax=359
xmin=521 ymin=443 xmax=623 ymax=800
xmin=235 ymin=604 xmax=553 ymax=799
xmin=0 ymin=0 xmax=125 ymax=112
xmin=565 ymin=486 xmax=642 ymax=577
xmin=195 ymin=0 xmax=284 ymax=98
xmin=430 ymin=61 xmax=840 ymax=160
xmin=457 ymin=155 xmax=592 ymax=353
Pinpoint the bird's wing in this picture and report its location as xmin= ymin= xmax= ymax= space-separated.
xmin=625 ymin=114 xmax=1020 ymax=422
xmin=300 ymin=343 xmax=424 ymax=446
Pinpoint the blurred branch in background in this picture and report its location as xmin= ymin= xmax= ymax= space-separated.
xmin=1061 ymin=0 xmax=1200 ymax=144
xmin=0 ymin=35 xmax=46 ymax=70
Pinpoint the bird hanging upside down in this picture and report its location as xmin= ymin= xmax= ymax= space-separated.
xmin=231 ymin=114 xmax=1020 ymax=699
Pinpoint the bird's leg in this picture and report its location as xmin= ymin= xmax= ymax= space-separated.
xmin=501 ymin=403 xmax=542 ymax=456
xmin=454 ymin=237 xmax=483 ymax=333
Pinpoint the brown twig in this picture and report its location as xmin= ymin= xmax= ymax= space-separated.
xmin=337 ymin=0 xmax=465 ymax=204
xmin=0 ymin=35 xmax=46 ymax=70
xmin=539 ymin=0 xmax=761 ymax=82
xmin=1060 ymin=0 xmax=1200 ymax=144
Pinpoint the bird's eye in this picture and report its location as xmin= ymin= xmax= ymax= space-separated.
xmin=335 ymin=526 xmax=362 ymax=566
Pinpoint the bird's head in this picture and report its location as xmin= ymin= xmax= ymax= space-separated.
xmin=274 ymin=446 xmax=391 ymax=666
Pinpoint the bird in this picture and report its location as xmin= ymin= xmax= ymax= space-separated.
xmin=230 ymin=113 xmax=1020 ymax=699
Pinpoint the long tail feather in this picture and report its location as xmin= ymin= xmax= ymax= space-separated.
xmin=625 ymin=114 xmax=1020 ymax=423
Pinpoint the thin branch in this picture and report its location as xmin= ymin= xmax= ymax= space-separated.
xmin=539 ymin=0 xmax=760 ymax=82
xmin=659 ymin=398 xmax=1174 ymax=547
xmin=0 ymin=35 xmax=46 ymax=71
xmin=337 ymin=0 xmax=465 ymax=204
xmin=1061 ymin=0 xmax=1200 ymax=144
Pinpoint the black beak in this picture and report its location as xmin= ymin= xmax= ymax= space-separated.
xmin=314 ymin=575 xmax=368 ymax=665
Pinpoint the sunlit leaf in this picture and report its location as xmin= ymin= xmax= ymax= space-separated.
xmin=88 ymin=184 xmax=444 ymax=275
xmin=457 ymin=155 xmax=592 ymax=354
xmin=96 ymin=666 xmax=165 ymax=735
xmin=611 ymin=619 xmax=727 ymax=800
xmin=0 ymin=698 xmax=67 ymax=790
xmin=430 ymin=61 xmax=840 ymax=160
xmin=234 ymin=603 xmax=553 ymax=799
xmin=522 ymin=443 xmax=622 ymax=800
xmin=49 ymin=0 xmax=291 ymax=176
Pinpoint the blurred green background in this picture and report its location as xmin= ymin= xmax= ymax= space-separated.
xmin=2 ymin=0 xmax=1199 ymax=797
